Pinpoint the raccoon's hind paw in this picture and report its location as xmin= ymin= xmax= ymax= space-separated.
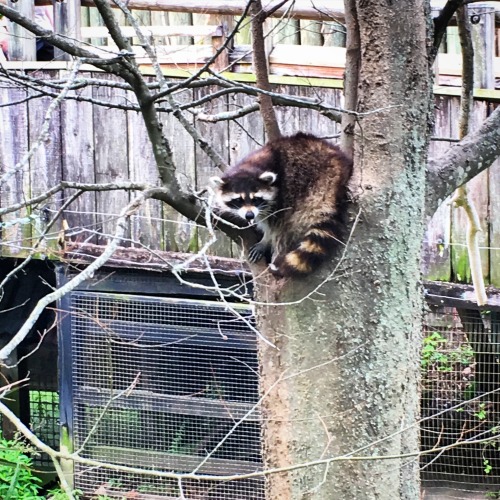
xmin=270 ymin=251 xmax=314 ymax=277
xmin=248 ymin=242 xmax=271 ymax=264
xmin=268 ymin=262 xmax=284 ymax=278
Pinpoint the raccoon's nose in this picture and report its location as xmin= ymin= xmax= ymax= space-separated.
xmin=245 ymin=211 xmax=255 ymax=221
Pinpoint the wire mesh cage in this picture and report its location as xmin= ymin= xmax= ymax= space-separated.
xmin=421 ymin=306 xmax=500 ymax=497
xmin=28 ymin=390 xmax=60 ymax=469
xmin=64 ymin=290 xmax=264 ymax=499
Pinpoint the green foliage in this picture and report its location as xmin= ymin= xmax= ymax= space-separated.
xmin=475 ymin=403 xmax=488 ymax=421
xmin=421 ymin=331 xmax=474 ymax=372
xmin=46 ymin=488 xmax=82 ymax=500
xmin=0 ymin=432 xmax=42 ymax=500
xmin=485 ymin=491 xmax=500 ymax=499
xmin=421 ymin=332 xmax=449 ymax=370
xmin=484 ymin=459 xmax=493 ymax=474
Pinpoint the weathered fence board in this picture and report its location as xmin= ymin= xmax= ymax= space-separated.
xmin=422 ymin=96 xmax=452 ymax=282
xmin=0 ymin=86 xmax=31 ymax=258
xmin=92 ymin=74 xmax=131 ymax=244
xmin=490 ymin=158 xmax=500 ymax=288
xmin=227 ymin=92 xmax=265 ymax=163
xmin=127 ymin=100 xmax=163 ymax=249
xmin=193 ymin=87 xmax=233 ymax=257
xmin=274 ymin=85 xmax=302 ymax=136
xmin=61 ymin=85 xmax=97 ymax=243
xmin=489 ymin=102 xmax=500 ymax=288
xmin=160 ymin=88 xmax=196 ymax=253
xmin=28 ymin=72 xmax=63 ymax=253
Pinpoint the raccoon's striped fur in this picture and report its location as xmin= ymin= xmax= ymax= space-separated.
xmin=211 ymin=133 xmax=353 ymax=277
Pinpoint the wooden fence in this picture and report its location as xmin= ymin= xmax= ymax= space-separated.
xmin=0 ymin=70 xmax=499 ymax=286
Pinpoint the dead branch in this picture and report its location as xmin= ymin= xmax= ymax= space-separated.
xmin=207 ymin=71 xmax=344 ymax=122
xmin=0 ymin=181 xmax=150 ymax=217
xmin=192 ymin=102 xmax=260 ymax=122
xmin=0 ymin=71 xmax=141 ymax=111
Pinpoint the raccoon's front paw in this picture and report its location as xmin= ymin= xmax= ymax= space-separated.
xmin=248 ymin=242 xmax=270 ymax=263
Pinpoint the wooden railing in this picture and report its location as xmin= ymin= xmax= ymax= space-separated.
xmin=2 ymin=1 xmax=499 ymax=89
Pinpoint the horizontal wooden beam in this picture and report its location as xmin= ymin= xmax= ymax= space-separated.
xmin=425 ymin=280 xmax=500 ymax=311
xmin=81 ymin=24 xmax=224 ymax=39
xmin=37 ymin=0 xmax=346 ymax=21
xmin=2 ymin=62 xmax=500 ymax=100
xmin=92 ymin=445 xmax=262 ymax=475
xmin=62 ymin=242 xmax=251 ymax=277
xmin=34 ymin=0 xmax=500 ymax=24
xmin=76 ymin=386 xmax=261 ymax=420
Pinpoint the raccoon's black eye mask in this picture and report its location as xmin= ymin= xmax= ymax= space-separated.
xmin=225 ymin=196 xmax=267 ymax=209
xmin=227 ymin=197 xmax=244 ymax=209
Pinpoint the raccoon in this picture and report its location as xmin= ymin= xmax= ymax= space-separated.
xmin=211 ymin=132 xmax=353 ymax=277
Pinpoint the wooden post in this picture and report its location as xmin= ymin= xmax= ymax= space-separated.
xmin=193 ymin=13 xmax=233 ymax=71
xmin=299 ymin=19 xmax=323 ymax=46
xmin=470 ymin=4 xmax=495 ymax=89
xmin=321 ymin=20 xmax=346 ymax=47
xmin=431 ymin=7 xmax=445 ymax=82
xmin=210 ymin=24 xmax=229 ymax=72
xmin=7 ymin=0 xmax=36 ymax=61
xmin=54 ymin=0 xmax=81 ymax=61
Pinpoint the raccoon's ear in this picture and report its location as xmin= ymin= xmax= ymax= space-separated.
xmin=210 ymin=176 xmax=225 ymax=188
xmin=259 ymin=171 xmax=277 ymax=185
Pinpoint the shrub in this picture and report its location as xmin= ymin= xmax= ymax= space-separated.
xmin=0 ymin=431 xmax=43 ymax=499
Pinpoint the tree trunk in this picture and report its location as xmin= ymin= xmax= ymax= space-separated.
xmin=256 ymin=2 xmax=432 ymax=498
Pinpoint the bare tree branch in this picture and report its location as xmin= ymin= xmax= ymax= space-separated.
xmin=425 ymin=105 xmax=500 ymax=216
xmin=0 ymin=181 xmax=150 ymax=217
xmin=0 ymin=70 xmax=141 ymax=110
xmin=192 ymin=102 xmax=260 ymax=122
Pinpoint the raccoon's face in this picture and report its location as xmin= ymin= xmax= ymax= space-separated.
xmin=210 ymin=171 xmax=278 ymax=224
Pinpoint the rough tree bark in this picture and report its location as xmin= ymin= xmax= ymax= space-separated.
xmin=256 ymin=1 xmax=432 ymax=498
